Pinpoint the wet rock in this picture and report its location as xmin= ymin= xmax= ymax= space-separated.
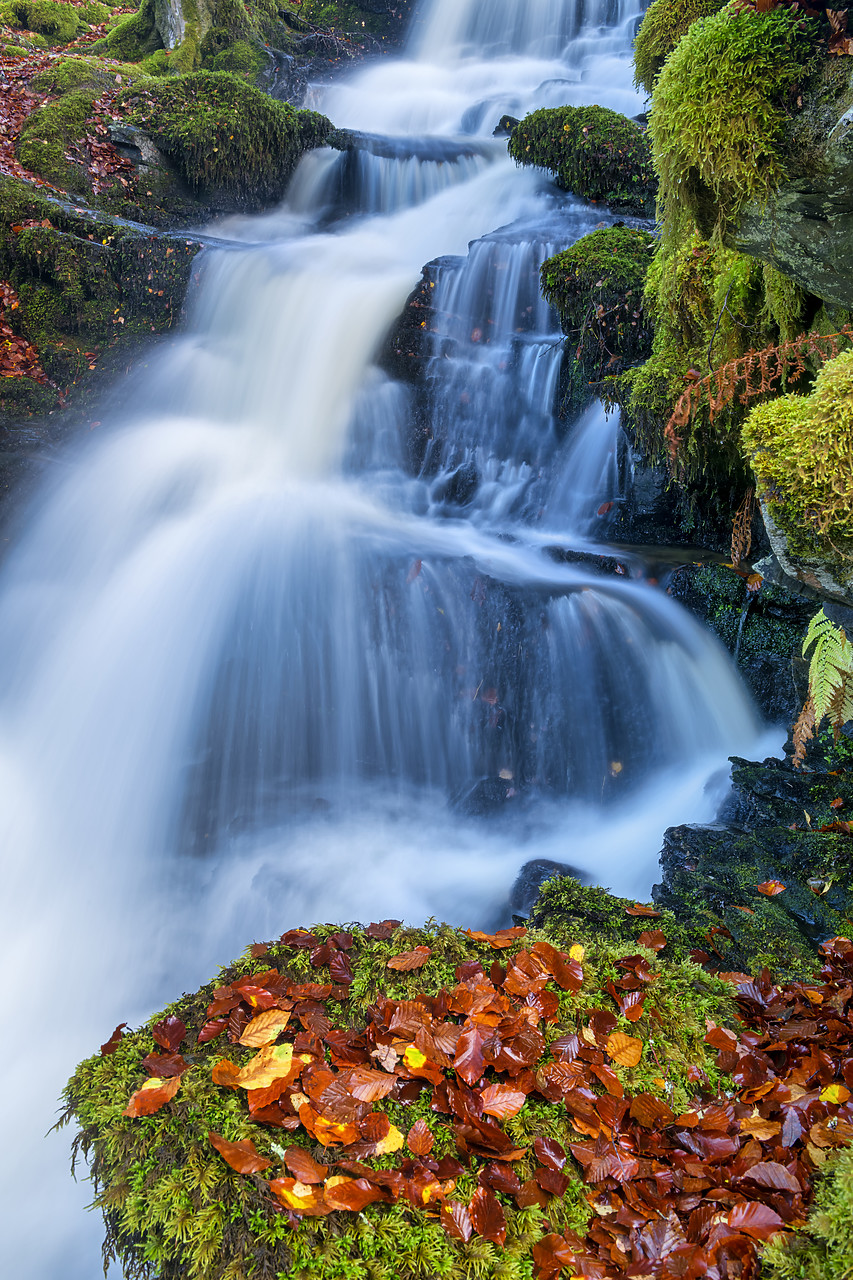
xmin=493 ymin=114 xmax=520 ymax=137
xmin=452 ymin=775 xmax=519 ymax=816
xmin=509 ymin=858 xmax=585 ymax=920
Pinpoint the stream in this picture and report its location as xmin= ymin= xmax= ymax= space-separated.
xmin=0 ymin=0 xmax=773 ymax=1273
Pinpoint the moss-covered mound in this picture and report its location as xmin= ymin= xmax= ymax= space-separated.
xmin=0 ymin=0 xmax=83 ymax=43
xmin=632 ymin=0 xmax=726 ymax=96
xmin=120 ymin=70 xmax=331 ymax=203
xmin=508 ymin=105 xmax=656 ymax=216
xmin=762 ymin=1146 xmax=853 ymax=1279
xmin=649 ymin=1 xmax=816 ymax=238
xmin=63 ymin=912 xmax=744 ymax=1279
xmin=742 ymin=348 xmax=853 ymax=574
xmin=540 ymin=227 xmax=656 ymax=378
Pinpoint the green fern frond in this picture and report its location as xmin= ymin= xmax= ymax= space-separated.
xmin=802 ymin=609 xmax=853 ymax=723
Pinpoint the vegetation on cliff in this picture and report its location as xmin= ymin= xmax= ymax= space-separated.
xmin=632 ymin=0 xmax=725 ymax=96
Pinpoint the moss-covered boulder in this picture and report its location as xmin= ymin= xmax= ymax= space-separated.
xmin=508 ymin=105 xmax=656 ymax=217
xmin=649 ymin=1 xmax=816 ymax=238
xmin=741 ymin=348 xmax=853 ymax=598
xmin=540 ymin=226 xmax=656 ymax=382
xmin=62 ymin=914 xmax=742 ymax=1279
xmin=762 ymin=1145 xmax=853 ymax=1279
xmin=632 ymin=0 xmax=726 ymax=97
xmin=120 ymin=70 xmax=331 ymax=207
xmin=0 ymin=0 xmax=83 ymax=43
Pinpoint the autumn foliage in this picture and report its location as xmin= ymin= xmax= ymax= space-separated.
xmin=82 ymin=916 xmax=853 ymax=1280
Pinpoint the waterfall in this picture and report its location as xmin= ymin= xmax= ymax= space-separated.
xmin=0 ymin=0 xmax=769 ymax=1275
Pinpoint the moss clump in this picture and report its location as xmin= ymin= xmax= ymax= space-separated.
xmin=742 ymin=348 xmax=853 ymax=566
xmin=633 ymin=0 xmax=726 ymax=96
xmin=97 ymin=0 xmax=161 ymax=61
xmin=540 ymin=226 xmax=656 ymax=379
xmin=0 ymin=0 xmax=80 ymax=42
xmin=16 ymin=89 xmax=96 ymax=191
xmin=30 ymin=55 xmax=116 ymax=95
xmin=649 ymin=2 xmax=816 ymax=238
xmin=508 ymin=105 xmax=656 ymax=216
xmin=62 ymin=916 xmax=740 ymax=1279
xmin=121 ymin=70 xmax=331 ymax=203
xmin=761 ymin=1146 xmax=853 ymax=1278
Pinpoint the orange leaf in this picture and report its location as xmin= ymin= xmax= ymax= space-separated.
xmin=407 ymin=1118 xmax=435 ymax=1156
xmin=387 ymin=946 xmax=432 ymax=970
xmin=605 ymin=1031 xmax=643 ymax=1067
xmin=756 ymin=880 xmax=786 ymax=896
xmin=480 ymin=1083 xmax=527 ymax=1119
xmin=323 ymin=1175 xmax=387 ymax=1211
xmin=236 ymin=1044 xmax=301 ymax=1090
xmin=238 ymin=1008 xmax=291 ymax=1047
xmin=269 ymin=1176 xmax=333 ymax=1216
xmin=282 ymin=1146 xmax=329 ymax=1184
xmin=636 ymin=930 xmax=666 ymax=952
xmin=625 ymin=903 xmax=660 ymax=917
xmin=211 ymin=1058 xmax=243 ymax=1089
xmin=313 ymin=1114 xmax=361 ymax=1147
xmin=208 ymin=1130 xmax=271 ymax=1175
xmin=465 ymin=926 xmax=527 ymax=948
xmin=123 ymin=1074 xmax=181 ymax=1117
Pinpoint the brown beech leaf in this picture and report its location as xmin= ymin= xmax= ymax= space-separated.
xmin=756 ymin=880 xmax=786 ymax=896
xmin=387 ymin=946 xmax=432 ymax=971
xmin=479 ymin=1162 xmax=522 ymax=1194
xmin=530 ymin=939 xmax=583 ymax=991
xmin=454 ymin=1026 xmax=486 ymax=1086
xmin=365 ymin=919 xmax=402 ymax=940
xmin=629 ymin=1092 xmax=675 ymax=1128
xmin=270 ymin=1176 xmax=333 ymax=1216
xmin=198 ymin=1017 xmax=229 ymax=1044
xmin=239 ymin=1009 xmax=292 ymax=1048
xmin=282 ymin=1146 xmax=328 ymax=1184
xmin=532 ymin=1233 xmax=577 ymax=1278
xmin=211 ymin=1058 xmax=243 ymax=1089
xmin=237 ymin=1044 xmax=301 ymax=1090
xmin=637 ymin=929 xmax=667 ymax=951
xmin=533 ymin=1136 xmax=567 ymax=1170
xmin=152 ymin=1016 xmax=186 ymax=1053
xmin=407 ymin=1118 xmax=435 ymax=1156
xmin=606 ymin=1031 xmax=643 ymax=1067
xmin=123 ymin=1075 xmax=181 ymax=1117
xmin=480 ymin=1083 xmax=527 ymax=1119
xmin=727 ymin=1201 xmax=785 ymax=1239
xmin=343 ymin=1066 xmax=397 ymax=1103
xmin=280 ymin=929 xmax=320 ymax=948
xmin=625 ymin=903 xmax=661 ymax=916
xmin=142 ymin=1051 xmax=191 ymax=1078
xmin=208 ymin=1130 xmax=272 ymax=1175
xmin=100 ymin=1023 xmax=128 ymax=1056
xmin=738 ymin=1161 xmax=800 ymax=1193
xmin=323 ymin=1176 xmax=388 ymax=1211
xmin=441 ymin=1199 xmax=473 ymax=1241
xmin=470 ymin=1185 xmax=506 ymax=1245
xmin=465 ymin=926 xmax=527 ymax=948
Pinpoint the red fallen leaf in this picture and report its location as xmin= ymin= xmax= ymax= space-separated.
xmin=479 ymin=1162 xmax=522 ymax=1195
xmin=705 ymin=1024 xmax=739 ymax=1052
xmin=549 ymin=1033 xmax=580 ymax=1061
xmin=470 ymin=1185 xmax=506 ymax=1245
xmin=454 ymin=1026 xmax=486 ymax=1085
xmin=211 ymin=1059 xmax=243 ymax=1089
xmin=342 ymin=1066 xmax=397 ymax=1102
xmin=597 ymin=501 xmax=614 ymax=515
xmin=329 ymin=951 xmax=354 ymax=985
xmin=737 ymin=1161 xmax=801 ymax=1193
xmin=830 ymin=797 xmax=844 ymax=809
xmin=387 ymin=946 xmax=432 ymax=971
xmin=208 ymin=1130 xmax=272 ymax=1175
xmin=536 ymin=1166 xmax=570 ymax=1196
xmin=197 ymin=1017 xmax=229 ymax=1044
xmin=249 ymin=942 xmax=270 ymax=958
xmin=532 ymin=1233 xmax=577 ymax=1279
xmin=152 ymin=1016 xmax=186 ymax=1053
xmin=323 ymin=1176 xmax=388 ymax=1211
xmin=629 ymin=1093 xmax=675 ymax=1128
xmin=481 ymin=1082 xmax=527 ymax=1119
xmin=530 ymin=939 xmax=583 ymax=992
xmin=819 ymin=821 xmax=853 ymax=836
xmin=123 ymin=1075 xmax=182 ymax=1117
xmin=408 ymin=1118 xmax=435 ymax=1156
xmin=365 ymin=919 xmax=402 ymax=939
xmin=534 ymin=1136 xmax=567 ymax=1170
xmin=310 ymin=942 xmax=335 ymax=966
xmin=100 ymin=1023 xmax=127 ymax=1055
xmin=618 ymin=990 xmax=645 ymax=1023
xmin=440 ymin=1199 xmax=473 ymax=1242
xmin=280 ymin=929 xmax=320 ymax=948
xmin=637 ymin=929 xmax=667 ymax=951
xmin=270 ymin=1176 xmax=333 ymax=1215
xmin=281 ymin=1146 xmax=329 ymax=1183
xmin=727 ymin=1201 xmax=785 ymax=1239
xmin=625 ymin=903 xmax=661 ymax=916
xmin=756 ymin=880 xmax=786 ymax=896
xmin=142 ymin=1051 xmax=192 ymax=1078
xmin=516 ymin=1178 xmax=551 ymax=1208
xmin=465 ymin=926 xmax=527 ymax=948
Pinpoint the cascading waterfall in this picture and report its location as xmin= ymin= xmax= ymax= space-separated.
xmin=0 ymin=0 xmax=773 ymax=1275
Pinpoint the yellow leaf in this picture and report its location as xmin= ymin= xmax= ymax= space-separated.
xmin=235 ymin=1043 xmax=298 ymax=1090
xmin=605 ymin=1032 xmax=643 ymax=1068
xmin=569 ymin=943 xmax=585 ymax=962
xmin=238 ymin=1008 xmax=291 ymax=1047
xmin=373 ymin=1123 xmax=405 ymax=1155
xmin=820 ymin=1084 xmax=851 ymax=1105
xmin=403 ymin=1045 xmax=428 ymax=1071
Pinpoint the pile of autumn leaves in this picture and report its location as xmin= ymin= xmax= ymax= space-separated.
xmin=110 ymin=920 xmax=853 ymax=1280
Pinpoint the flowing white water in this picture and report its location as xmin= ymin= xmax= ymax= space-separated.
xmin=0 ymin=0 xmax=773 ymax=1274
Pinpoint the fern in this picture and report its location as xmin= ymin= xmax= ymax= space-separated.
xmin=792 ymin=609 xmax=853 ymax=765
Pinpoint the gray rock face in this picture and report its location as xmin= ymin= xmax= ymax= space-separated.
xmin=731 ymin=64 xmax=853 ymax=307
xmin=154 ymin=0 xmax=185 ymax=49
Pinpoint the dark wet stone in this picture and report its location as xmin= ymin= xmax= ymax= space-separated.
xmin=509 ymin=858 xmax=584 ymax=919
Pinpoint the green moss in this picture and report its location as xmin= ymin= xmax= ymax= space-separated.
xmin=31 ymin=55 xmax=114 ymax=94
xmin=0 ymin=0 xmax=80 ymax=41
xmin=742 ymin=348 xmax=853 ymax=566
xmin=649 ymin=2 xmax=816 ymax=238
xmin=78 ymin=0 xmax=110 ymax=21
xmin=98 ymin=0 xmax=161 ymax=61
xmin=62 ymin=915 xmax=739 ymax=1279
xmin=16 ymin=89 xmax=96 ymax=191
xmin=203 ymin=33 xmax=263 ymax=75
xmin=633 ymin=0 xmax=726 ymax=96
xmin=508 ymin=105 xmax=656 ymax=216
xmin=761 ymin=1145 xmax=853 ymax=1278
xmin=121 ymin=70 xmax=332 ymax=203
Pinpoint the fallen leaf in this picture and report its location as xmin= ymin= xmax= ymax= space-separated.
xmin=282 ymin=1146 xmax=328 ymax=1184
xmin=123 ymin=1075 xmax=181 ymax=1117
xmin=238 ymin=1009 xmax=292 ymax=1048
xmin=605 ymin=1032 xmax=643 ymax=1067
xmin=407 ymin=1118 xmax=435 ymax=1156
xmin=756 ymin=880 xmax=786 ymax=896
xmin=208 ymin=1130 xmax=271 ymax=1175
xmin=387 ymin=946 xmax=432 ymax=971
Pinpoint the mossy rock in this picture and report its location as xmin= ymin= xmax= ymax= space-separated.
xmin=0 ymin=0 xmax=81 ymax=42
xmin=16 ymin=88 xmax=97 ymax=192
xmin=649 ymin=1 xmax=817 ymax=237
xmin=508 ymin=105 xmax=656 ymax=216
xmin=633 ymin=0 xmax=726 ymax=96
xmin=540 ymin=226 xmax=656 ymax=378
xmin=742 ymin=348 xmax=853 ymax=578
xmin=62 ymin=915 xmax=740 ymax=1279
xmin=120 ymin=70 xmax=332 ymax=205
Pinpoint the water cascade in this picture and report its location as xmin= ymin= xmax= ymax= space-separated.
xmin=0 ymin=0 xmax=770 ymax=1274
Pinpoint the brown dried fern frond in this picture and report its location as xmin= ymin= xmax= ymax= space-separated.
xmin=731 ymin=487 xmax=755 ymax=568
